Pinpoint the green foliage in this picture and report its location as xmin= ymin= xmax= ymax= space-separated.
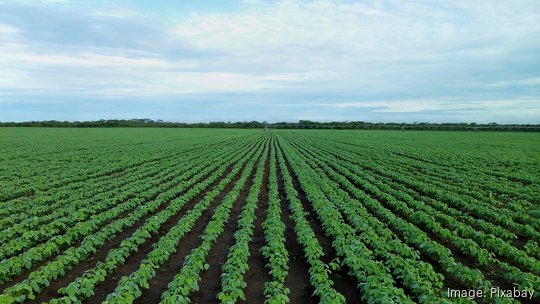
xmin=0 ymin=129 xmax=538 ymax=304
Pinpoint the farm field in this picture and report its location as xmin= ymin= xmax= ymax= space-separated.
xmin=0 ymin=128 xmax=539 ymax=304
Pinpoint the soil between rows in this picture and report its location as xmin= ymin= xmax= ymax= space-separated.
xmin=31 ymin=162 xmax=229 ymax=303
xmin=311 ymin=136 xmax=535 ymax=213
xmin=1 ymin=141 xmax=256 ymax=297
xmin=287 ymin=141 xmax=422 ymax=300
xmin=1 ymin=136 xmax=238 ymax=204
xmin=0 ymin=163 xmax=173 ymax=262
xmin=132 ymin=144 xmax=263 ymax=304
xmin=0 ymin=167 xmax=185 ymax=294
xmin=319 ymin=141 xmax=536 ymax=264
xmin=242 ymin=145 xmax=272 ymax=304
xmin=190 ymin=151 xmax=262 ymax=303
xmin=306 ymin=141 xmax=519 ymax=296
xmin=276 ymin=140 xmax=364 ymax=304
xmin=337 ymin=163 xmax=519 ymax=291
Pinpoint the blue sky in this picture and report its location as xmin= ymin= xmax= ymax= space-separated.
xmin=0 ymin=0 xmax=539 ymax=123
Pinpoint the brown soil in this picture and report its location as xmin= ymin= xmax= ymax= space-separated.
xmin=32 ymin=159 xmax=238 ymax=304
xmin=277 ymin=143 xmax=364 ymax=304
xmin=323 ymin=155 xmax=519 ymax=296
xmin=243 ymin=148 xmax=272 ymax=304
xmin=1 ymin=142 xmax=255 ymax=295
xmin=132 ymin=149 xmax=261 ymax=304
xmin=512 ymin=235 xmax=529 ymax=250
xmin=92 ymin=154 xmax=257 ymax=304
xmin=2 ymin=137 xmax=232 ymax=204
xmin=190 ymin=161 xmax=259 ymax=303
xmin=0 ymin=168 xmax=185 ymax=294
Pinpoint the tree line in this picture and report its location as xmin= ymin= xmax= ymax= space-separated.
xmin=0 ymin=119 xmax=538 ymax=131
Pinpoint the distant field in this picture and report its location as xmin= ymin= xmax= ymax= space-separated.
xmin=0 ymin=128 xmax=538 ymax=303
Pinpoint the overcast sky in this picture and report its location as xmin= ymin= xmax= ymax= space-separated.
xmin=0 ymin=0 xmax=539 ymax=123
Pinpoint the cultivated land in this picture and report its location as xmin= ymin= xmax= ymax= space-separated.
xmin=0 ymin=128 xmax=538 ymax=304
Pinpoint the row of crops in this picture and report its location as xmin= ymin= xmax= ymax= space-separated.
xmin=0 ymin=128 xmax=538 ymax=303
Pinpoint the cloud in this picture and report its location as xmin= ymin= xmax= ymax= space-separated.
xmin=0 ymin=0 xmax=539 ymax=122
xmin=316 ymin=98 xmax=540 ymax=113
xmin=0 ymin=22 xmax=18 ymax=35
xmin=480 ymin=77 xmax=540 ymax=88
xmin=0 ymin=40 xmax=326 ymax=96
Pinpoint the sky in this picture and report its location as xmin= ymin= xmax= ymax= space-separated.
xmin=0 ymin=0 xmax=539 ymax=123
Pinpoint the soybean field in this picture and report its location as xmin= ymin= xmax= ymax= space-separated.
xmin=0 ymin=128 xmax=539 ymax=304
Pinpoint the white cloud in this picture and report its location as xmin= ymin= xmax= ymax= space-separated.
xmin=41 ymin=0 xmax=71 ymax=3
xmin=481 ymin=77 xmax=540 ymax=88
xmin=165 ymin=0 xmax=540 ymax=98
xmin=0 ymin=22 xmax=18 ymax=36
xmin=0 ymin=48 xmax=173 ymax=69
xmin=0 ymin=0 xmax=539 ymax=122
xmin=317 ymin=98 xmax=540 ymax=113
xmin=0 ymin=41 xmax=325 ymax=96
xmin=173 ymin=0 xmax=539 ymax=63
